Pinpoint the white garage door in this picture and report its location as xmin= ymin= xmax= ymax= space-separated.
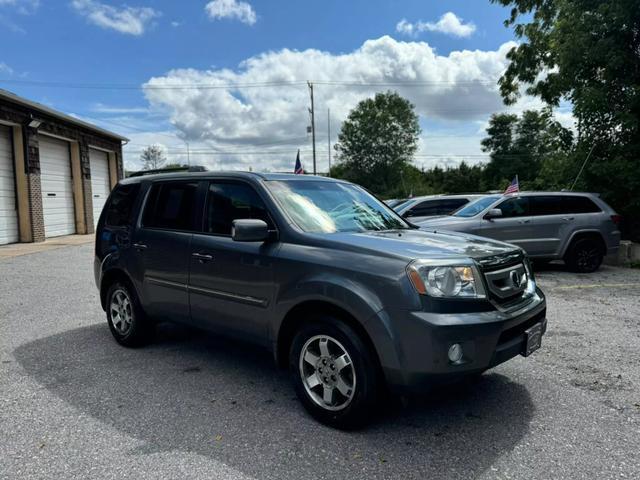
xmin=0 ymin=125 xmax=19 ymax=245
xmin=90 ymin=149 xmax=110 ymax=228
xmin=39 ymin=135 xmax=75 ymax=238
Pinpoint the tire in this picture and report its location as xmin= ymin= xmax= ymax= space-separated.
xmin=564 ymin=237 xmax=604 ymax=273
xmin=289 ymin=315 xmax=380 ymax=429
xmin=105 ymin=281 xmax=153 ymax=347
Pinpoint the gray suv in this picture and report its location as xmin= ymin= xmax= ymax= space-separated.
xmin=418 ymin=192 xmax=621 ymax=273
xmin=95 ymin=172 xmax=546 ymax=428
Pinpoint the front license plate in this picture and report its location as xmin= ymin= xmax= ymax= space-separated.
xmin=523 ymin=322 xmax=543 ymax=357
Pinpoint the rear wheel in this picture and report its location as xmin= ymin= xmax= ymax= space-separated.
xmin=289 ymin=315 xmax=380 ymax=429
xmin=106 ymin=281 xmax=153 ymax=347
xmin=565 ymin=237 xmax=603 ymax=273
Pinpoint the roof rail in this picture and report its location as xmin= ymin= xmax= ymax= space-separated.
xmin=128 ymin=166 xmax=207 ymax=178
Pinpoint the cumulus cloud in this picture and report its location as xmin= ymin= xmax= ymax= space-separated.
xmin=70 ymin=0 xmax=160 ymax=36
xmin=396 ymin=12 xmax=476 ymax=38
xmin=138 ymin=36 xmax=522 ymax=171
xmin=205 ymin=0 xmax=256 ymax=25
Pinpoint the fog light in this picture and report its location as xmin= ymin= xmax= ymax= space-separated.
xmin=448 ymin=343 xmax=463 ymax=363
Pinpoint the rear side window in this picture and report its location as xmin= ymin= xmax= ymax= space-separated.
xmin=496 ymin=197 xmax=530 ymax=218
xmin=105 ymin=184 xmax=141 ymax=227
xmin=530 ymin=196 xmax=564 ymax=216
xmin=563 ymin=196 xmax=601 ymax=214
xmin=206 ymin=182 xmax=272 ymax=235
xmin=142 ymin=181 xmax=199 ymax=231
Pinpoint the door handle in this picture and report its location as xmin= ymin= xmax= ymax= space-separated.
xmin=562 ymin=217 xmax=575 ymax=221
xmin=518 ymin=219 xmax=531 ymax=224
xmin=192 ymin=252 xmax=213 ymax=262
xmin=133 ymin=243 xmax=148 ymax=251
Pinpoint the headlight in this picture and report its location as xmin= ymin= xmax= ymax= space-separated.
xmin=407 ymin=259 xmax=486 ymax=299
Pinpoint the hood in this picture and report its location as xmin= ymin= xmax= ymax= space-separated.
xmin=317 ymin=228 xmax=518 ymax=261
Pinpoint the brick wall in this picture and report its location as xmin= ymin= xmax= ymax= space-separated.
xmin=27 ymin=173 xmax=45 ymax=242
xmin=1 ymin=97 xmax=126 ymax=243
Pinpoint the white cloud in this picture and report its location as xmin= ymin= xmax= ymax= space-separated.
xmin=137 ymin=36 xmax=525 ymax=171
xmin=205 ymin=0 xmax=256 ymax=25
xmin=0 ymin=0 xmax=39 ymax=14
xmin=70 ymin=0 xmax=161 ymax=36
xmin=0 ymin=62 xmax=13 ymax=75
xmin=396 ymin=12 xmax=476 ymax=38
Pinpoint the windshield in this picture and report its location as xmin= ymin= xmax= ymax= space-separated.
xmin=453 ymin=195 xmax=501 ymax=217
xmin=266 ymin=180 xmax=410 ymax=233
xmin=386 ymin=198 xmax=408 ymax=209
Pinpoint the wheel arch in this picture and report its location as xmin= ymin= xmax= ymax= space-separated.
xmin=561 ymin=230 xmax=606 ymax=258
xmin=99 ymin=268 xmax=136 ymax=311
xmin=275 ymin=300 xmax=383 ymax=377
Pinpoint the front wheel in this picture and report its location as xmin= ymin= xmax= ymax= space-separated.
xmin=564 ymin=238 xmax=603 ymax=273
xmin=289 ymin=315 xmax=380 ymax=429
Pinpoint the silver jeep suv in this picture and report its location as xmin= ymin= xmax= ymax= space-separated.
xmin=418 ymin=192 xmax=621 ymax=273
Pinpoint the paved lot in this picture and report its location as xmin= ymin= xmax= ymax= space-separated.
xmin=1 ymin=244 xmax=639 ymax=480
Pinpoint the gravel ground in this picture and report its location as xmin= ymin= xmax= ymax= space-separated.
xmin=1 ymin=244 xmax=639 ymax=480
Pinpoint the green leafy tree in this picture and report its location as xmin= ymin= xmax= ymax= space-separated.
xmin=491 ymin=0 xmax=640 ymax=238
xmin=481 ymin=109 xmax=573 ymax=189
xmin=333 ymin=91 xmax=421 ymax=196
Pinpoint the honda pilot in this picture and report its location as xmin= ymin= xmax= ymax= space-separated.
xmin=95 ymin=172 xmax=547 ymax=428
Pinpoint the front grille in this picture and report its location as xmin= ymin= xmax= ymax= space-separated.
xmin=478 ymin=251 xmax=529 ymax=308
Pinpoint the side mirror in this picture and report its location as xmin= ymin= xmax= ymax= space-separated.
xmin=231 ymin=219 xmax=269 ymax=242
xmin=484 ymin=208 xmax=503 ymax=220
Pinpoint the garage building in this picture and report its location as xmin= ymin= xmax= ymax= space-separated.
xmin=0 ymin=89 xmax=127 ymax=244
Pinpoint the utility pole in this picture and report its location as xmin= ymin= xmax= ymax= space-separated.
xmin=327 ymin=108 xmax=331 ymax=177
xmin=185 ymin=141 xmax=191 ymax=167
xmin=307 ymin=81 xmax=317 ymax=175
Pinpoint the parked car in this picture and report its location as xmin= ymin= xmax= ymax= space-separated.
xmin=418 ymin=192 xmax=621 ymax=273
xmin=95 ymin=172 xmax=546 ymax=428
xmin=384 ymin=198 xmax=408 ymax=209
xmin=394 ymin=194 xmax=485 ymax=223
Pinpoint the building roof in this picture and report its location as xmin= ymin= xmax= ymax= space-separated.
xmin=0 ymin=88 xmax=129 ymax=142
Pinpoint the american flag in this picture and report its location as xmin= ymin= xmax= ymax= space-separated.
xmin=294 ymin=150 xmax=304 ymax=174
xmin=504 ymin=175 xmax=519 ymax=194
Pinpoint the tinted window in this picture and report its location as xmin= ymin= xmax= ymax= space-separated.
xmin=142 ymin=182 xmax=199 ymax=231
xmin=497 ymin=197 xmax=530 ymax=218
xmin=206 ymin=182 xmax=272 ymax=235
xmin=105 ymin=184 xmax=141 ymax=227
xmin=439 ymin=198 xmax=468 ymax=214
xmin=406 ymin=200 xmax=442 ymax=217
xmin=530 ymin=196 xmax=564 ymax=216
xmin=563 ymin=196 xmax=601 ymax=214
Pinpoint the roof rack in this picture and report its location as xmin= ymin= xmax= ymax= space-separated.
xmin=128 ymin=166 xmax=207 ymax=178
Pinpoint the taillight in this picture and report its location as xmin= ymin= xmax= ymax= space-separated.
xmin=610 ymin=214 xmax=622 ymax=225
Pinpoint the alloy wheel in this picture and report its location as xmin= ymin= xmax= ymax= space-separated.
xmin=299 ymin=335 xmax=356 ymax=411
xmin=110 ymin=289 xmax=133 ymax=335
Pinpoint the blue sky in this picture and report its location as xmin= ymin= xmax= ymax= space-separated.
xmin=0 ymin=0 xmax=565 ymax=172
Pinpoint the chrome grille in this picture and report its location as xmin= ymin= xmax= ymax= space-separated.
xmin=483 ymin=263 xmax=528 ymax=300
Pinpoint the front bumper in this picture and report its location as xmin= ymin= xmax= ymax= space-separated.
xmin=372 ymin=289 xmax=547 ymax=393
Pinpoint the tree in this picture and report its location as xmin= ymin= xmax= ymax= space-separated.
xmin=481 ymin=109 xmax=573 ymax=189
xmin=140 ymin=145 xmax=166 ymax=170
xmin=333 ymin=91 xmax=421 ymax=196
xmin=491 ymin=0 xmax=640 ymax=238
